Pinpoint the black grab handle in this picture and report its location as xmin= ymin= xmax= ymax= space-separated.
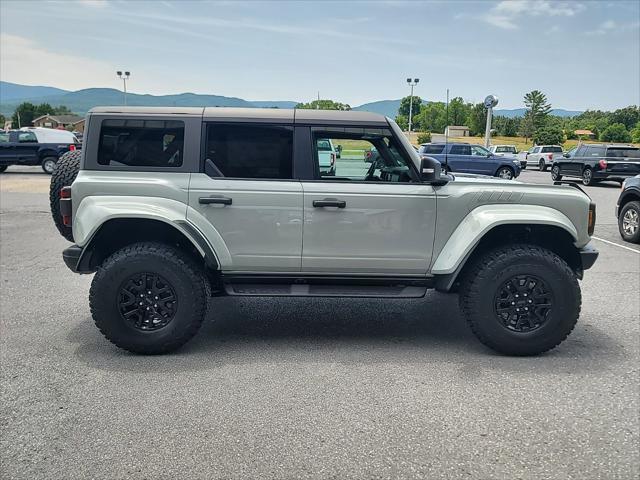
xmin=313 ymin=199 xmax=346 ymax=208
xmin=199 ymin=196 xmax=232 ymax=205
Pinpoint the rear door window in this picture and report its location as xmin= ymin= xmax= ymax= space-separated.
xmin=606 ymin=148 xmax=640 ymax=159
xmin=18 ymin=131 xmax=38 ymax=143
xmin=585 ymin=146 xmax=606 ymax=157
xmin=98 ymin=119 xmax=184 ymax=167
xmin=204 ymin=123 xmax=293 ymax=179
xmin=450 ymin=145 xmax=471 ymax=155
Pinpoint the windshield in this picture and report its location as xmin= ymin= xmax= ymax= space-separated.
xmin=387 ymin=117 xmax=420 ymax=169
xmin=496 ymin=146 xmax=515 ymax=153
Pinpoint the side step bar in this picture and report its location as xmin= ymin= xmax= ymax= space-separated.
xmin=221 ymin=275 xmax=432 ymax=298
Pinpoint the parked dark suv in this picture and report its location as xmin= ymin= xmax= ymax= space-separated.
xmin=616 ymin=175 xmax=640 ymax=243
xmin=418 ymin=143 xmax=521 ymax=179
xmin=551 ymin=144 xmax=640 ymax=186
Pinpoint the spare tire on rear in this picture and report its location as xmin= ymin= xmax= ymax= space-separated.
xmin=49 ymin=150 xmax=82 ymax=242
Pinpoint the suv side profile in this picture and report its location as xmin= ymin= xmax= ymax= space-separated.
xmin=53 ymin=107 xmax=598 ymax=356
xmin=551 ymin=144 xmax=640 ymax=186
xmin=418 ymin=143 xmax=521 ymax=179
xmin=526 ymin=145 xmax=563 ymax=171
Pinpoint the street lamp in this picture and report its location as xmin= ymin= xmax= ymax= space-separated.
xmin=406 ymin=78 xmax=419 ymax=133
xmin=116 ymin=71 xmax=131 ymax=106
xmin=483 ymin=94 xmax=499 ymax=148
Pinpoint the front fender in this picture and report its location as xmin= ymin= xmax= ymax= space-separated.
xmin=73 ymin=196 xmax=230 ymax=268
xmin=431 ymin=204 xmax=578 ymax=275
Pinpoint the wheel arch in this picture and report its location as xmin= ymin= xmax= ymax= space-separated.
xmin=75 ymin=217 xmax=220 ymax=274
xmin=618 ymin=190 xmax=640 ymax=215
xmin=432 ymin=205 xmax=582 ymax=292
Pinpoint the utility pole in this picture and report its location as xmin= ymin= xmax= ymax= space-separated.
xmin=116 ymin=71 xmax=131 ymax=106
xmin=406 ymin=78 xmax=419 ymax=132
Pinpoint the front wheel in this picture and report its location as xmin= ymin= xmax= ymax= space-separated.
xmin=90 ymin=242 xmax=208 ymax=354
xmin=496 ymin=167 xmax=514 ymax=180
xmin=582 ymin=167 xmax=595 ymax=186
xmin=619 ymin=200 xmax=640 ymax=243
xmin=459 ymin=244 xmax=581 ymax=355
xmin=41 ymin=157 xmax=57 ymax=174
xmin=551 ymin=165 xmax=562 ymax=181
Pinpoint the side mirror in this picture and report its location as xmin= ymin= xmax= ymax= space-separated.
xmin=421 ymin=156 xmax=447 ymax=184
xmin=563 ymin=153 xmax=570 ymax=158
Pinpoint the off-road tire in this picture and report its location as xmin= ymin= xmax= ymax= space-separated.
xmin=0 ymin=165 xmax=7 ymax=173
xmin=538 ymin=159 xmax=546 ymax=171
xmin=459 ymin=244 xmax=581 ymax=356
xmin=90 ymin=242 xmax=208 ymax=354
xmin=582 ymin=167 xmax=596 ymax=186
xmin=551 ymin=165 xmax=562 ymax=181
xmin=618 ymin=200 xmax=640 ymax=244
xmin=41 ymin=156 xmax=58 ymax=174
xmin=49 ymin=150 xmax=81 ymax=242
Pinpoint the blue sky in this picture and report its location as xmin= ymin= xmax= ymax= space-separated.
xmin=1 ymin=0 xmax=638 ymax=109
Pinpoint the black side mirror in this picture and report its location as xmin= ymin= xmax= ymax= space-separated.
xmin=563 ymin=153 xmax=570 ymax=158
xmin=421 ymin=156 xmax=447 ymax=184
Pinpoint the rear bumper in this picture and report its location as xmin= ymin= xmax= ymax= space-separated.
xmin=579 ymin=242 xmax=599 ymax=271
xmin=62 ymin=245 xmax=83 ymax=272
xmin=593 ymin=171 xmax=638 ymax=180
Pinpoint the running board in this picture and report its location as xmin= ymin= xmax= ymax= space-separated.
xmin=221 ymin=275 xmax=431 ymax=298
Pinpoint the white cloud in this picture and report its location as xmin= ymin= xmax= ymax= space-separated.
xmin=586 ymin=19 xmax=640 ymax=35
xmin=77 ymin=0 xmax=108 ymax=7
xmin=0 ymin=34 xmax=115 ymax=92
xmin=484 ymin=1 xmax=585 ymax=29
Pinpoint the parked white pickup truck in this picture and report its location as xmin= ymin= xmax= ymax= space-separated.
xmin=526 ymin=145 xmax=564 ymax=171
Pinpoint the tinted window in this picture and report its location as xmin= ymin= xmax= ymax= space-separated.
xmin=0 ymin=133 xmax=9 ymax=143
xmin=450 ymin=145 xmax=471 ymax=155
xmin=317 ymin=139 xmax=333 ymax=151
xmin=541 ymin=146 xmax=563 ymax=153
xmin=471 ymin=145 xmax=490 ymax=156
xmin=496 ymin=146 xmax=515 ymax=153
xmin=98 ymin=119 xmax=184 ymax=167
xmin=18 ymin=131 xmax=37 ymax=143
xmin=205 ymin=124 xmax=293 ymax=179
xmin=575 ymin=146 xmax=588 ymax=157
xmin=585 ymin=146 xmax=606 ymax=157
xmin=419 ymin=144 xmax=445 ymax=154
xmin=607 ymin=148 xmax=640 ymax=159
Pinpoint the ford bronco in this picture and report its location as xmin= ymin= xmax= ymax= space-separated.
xmin=50 ymin=107 xmax=598 ymax=356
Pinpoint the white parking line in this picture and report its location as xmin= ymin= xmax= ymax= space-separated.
xmin=592 ymin=236 xmax=640 ymax=254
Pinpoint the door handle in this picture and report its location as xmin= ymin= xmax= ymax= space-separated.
xmin=313 ymin=199 xmax=346 ymax=208
xmin=199 ymin=195 xmax=232 ymax=205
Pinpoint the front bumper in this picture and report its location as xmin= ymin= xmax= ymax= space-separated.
xmin=579 ymin=242 xmax=599 ymax=271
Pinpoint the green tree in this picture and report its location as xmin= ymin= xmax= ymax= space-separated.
xmin=0 ymin=113 xmax=5 ymax=127
xmin=523 ymin=90 xmax=551 ymax=135
xmin=398 ymin=95 xmax=423 ymax=119
xmin=11 ymin=102 xmax=76 ymax=128
xmin=610 ymin=106 xmax=639 ymax=130
xmin=600 ymin=123 xmax=632 ymax=143
xmin=415 ymin=102 xmax=446 ymax=133
xmin=631 ymin=121 xmax=640 ymax=143
xmin=520 ymin=112 xmax=535 ymax=140
xmin=467 ymin=103 xmax=487 ymax=136
xmin=533 ymin=125 xmax=565 ymax=145
xmin=394 ymin=114 xmax=408 ymax=131
xmin=448 ymin=97 xmax=469 ymax=126
xmin=416 ymin=132 xmax=431 ymax=144
xmin=295 ymin=99 xmax=351 ymax=110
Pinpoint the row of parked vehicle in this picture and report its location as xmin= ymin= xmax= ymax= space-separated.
xmin=0 ymin=127 xmax=81 ymax=174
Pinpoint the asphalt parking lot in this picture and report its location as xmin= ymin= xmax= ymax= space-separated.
xmin=1 ymin=167 xmax=638 ymax=479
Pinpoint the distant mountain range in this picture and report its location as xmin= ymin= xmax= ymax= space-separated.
xmin=0 ymin=81 xmax=583 ymax=119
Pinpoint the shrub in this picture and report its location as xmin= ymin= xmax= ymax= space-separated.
xmin=416 ymin=132 xmax=431 ymax=144
xmin=600 ymin=123 xmax=632 ymax=143
xmin=532 ymin=125 xmax=565 ymax=145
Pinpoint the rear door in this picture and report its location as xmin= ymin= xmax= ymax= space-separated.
xmin=300 ymin=125 xmax=436 ymax=275
xmin=188 ymin=122 xmax=303 ymax=272
xmin=15 ymin=131 xmax=39 ymax=164
xmin=448 ymin=144 xmax=472 ymax=172
xmin=606 ymin=147 xmax=640 ymax=176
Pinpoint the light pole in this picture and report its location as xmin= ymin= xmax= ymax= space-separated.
xmin=116 ymin=71 xmax=130 ymax=106
xmin=406 ymin=77 xmax=419 ymax=132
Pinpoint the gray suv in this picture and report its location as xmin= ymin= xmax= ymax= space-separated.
xmin=50 ymin=107 xmax=598 ymax=356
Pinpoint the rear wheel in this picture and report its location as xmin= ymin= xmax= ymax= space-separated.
xmin=41 ymin=157 xmax=57 ymax=174
xmin=582 ymin=167 xmax=595 ymax=186
xmin=459 ymin=244 xmax=581 ymax=356
xmin=551 ymin=165 xmax=562 ymax=181
xmin=0 ymin=165 xmax=7 ymax=173
xmin=90 ymin=242 xmax=208 ymax=354
xmin=538 ymin=159 xmax=546 ymax=171
xmin=496 ymin=166 xmax=514 ymax=180
xmin=618 ymin=200 xmax=640 ymax=243
xmin=49 ymin=150 xmax=82 ymax=242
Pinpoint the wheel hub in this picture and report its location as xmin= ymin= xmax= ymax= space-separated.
xmin=117 ymin=273 xmax=177 ymax=331
xmin=622 ymin=209 xmax=639 ymax=235
xmin=494 ymin=274 xmax=553 ymax=332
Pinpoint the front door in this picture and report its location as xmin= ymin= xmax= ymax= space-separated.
xmin=300 ymin=126 xmax=436 ymax=275
xmin=188 ymin=123 xmax=303 ymax=272
xmin=15 ymin=131 xmax=39 ymax=164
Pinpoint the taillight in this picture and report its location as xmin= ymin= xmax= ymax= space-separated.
xmin=60 ymin=186 xmax=72 ymax=226
xmin=330 ymin=153 xmax=335 ymax=165
xmin=588 ymin=202 xmax=596 ymax=236
xmin=69 ymin=144 xmax=76 ymax=151
xmin=598 ymin=159 xmax=607 ymax=169
xmin=548 ymin=154 xmax=553 ymax=160
xmin=60 ymin=186 xmax=71 ymax=199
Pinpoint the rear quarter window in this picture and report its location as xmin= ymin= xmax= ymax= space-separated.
xmin=97 ymin=119 xmax=185 ymax=167
xmin=607 ymin=148 xmax=640 ymax=159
